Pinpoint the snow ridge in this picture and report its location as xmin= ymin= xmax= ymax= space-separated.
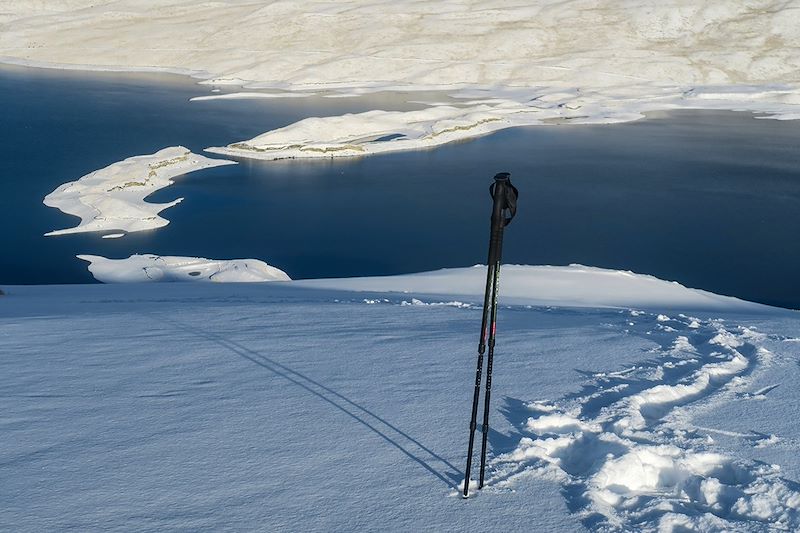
xmin=487 ymin=313 xmax=799 ymax=531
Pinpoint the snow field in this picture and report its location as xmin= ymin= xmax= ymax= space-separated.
xmin=1 ymin=282 xmax=798 ymax=531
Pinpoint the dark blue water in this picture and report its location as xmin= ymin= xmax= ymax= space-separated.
xmin=1 ymin=65 xmax=799 ymax=309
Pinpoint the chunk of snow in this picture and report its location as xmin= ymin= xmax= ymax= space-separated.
xmin=525 ymin=414 xmax=599 ymax=435
xmin=77 ymin=254 xmax=289 ymax=283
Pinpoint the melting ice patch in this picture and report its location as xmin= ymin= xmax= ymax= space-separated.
xmin=44 ymin=147 xmax=235 ymax=237
xmin=78 ymin=254 xmax=290 ymax=283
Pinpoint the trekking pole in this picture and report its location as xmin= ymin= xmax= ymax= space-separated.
xmin=463 ymin=172 xmax=518 ymax=498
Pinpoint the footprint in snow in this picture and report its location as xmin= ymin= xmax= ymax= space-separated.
xmin=482 ymin=312 xmax=800 ymax=532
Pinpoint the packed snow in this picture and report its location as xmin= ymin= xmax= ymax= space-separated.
xmin=43 ymin=147 xmax=235 ymax=237
xmin=1 ymin=273 xmax=798 ymax=532
xmin=2 ymin=1 xmax=799 ymax=159
xmin=78 ymin=254 xmax=290 ymax=283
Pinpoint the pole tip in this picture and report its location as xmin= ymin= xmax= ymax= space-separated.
xmin=493 ymin=172 xmax=511 ymax=182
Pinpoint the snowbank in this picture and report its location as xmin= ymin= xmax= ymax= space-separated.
xmin=78 ymin=254 xmax=290 ymax=283
xmin=76 ymin=260 xmax=761 ymax=311
xmin=43 ymin=147 xmax=235 ymax=237
xmin=75 ymin=259 xmax=765 ymax=312
xmin=295 ymin=264 xmax=766 ymax=312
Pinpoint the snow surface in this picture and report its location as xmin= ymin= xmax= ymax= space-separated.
xmin=3 ymin=3 xmax=800 ymax=529
xmin=77 ymin=259 xmax=765 ymax=311
xmin=295 ymin=264 xmax=767 ymax=312
xmin=2 ymin=2 xmax=799 ymax=159
xmin=1 ymin=277 xmax=798 ymax=532
xmin=78 ymin=254 xmax=290 ymax=283
xmin=43 ymin=147 xmax=235 ymax=237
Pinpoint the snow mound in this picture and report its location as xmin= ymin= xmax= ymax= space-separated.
xmin=43 ymin=147 xmax=235 ymax=237
xmin=297 ymin=264 xmax=766 ymax=312
xmin=78 ymin=254 xmax=290 ymax=283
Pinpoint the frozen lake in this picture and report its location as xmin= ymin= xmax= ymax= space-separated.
xmin=1 ymin=65 xmax=799 ymax=309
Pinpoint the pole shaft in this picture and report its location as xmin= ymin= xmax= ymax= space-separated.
xmin=479 ymin=236 xmax=504 ymax=487
xmin=463 ymin=178 xmax=509 ymax=497
xmin=462 ymin=260 xmax=497 ymax=497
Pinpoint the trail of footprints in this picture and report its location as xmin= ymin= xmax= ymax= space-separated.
xmin=487 ymin=312 xmax=800 ymax=532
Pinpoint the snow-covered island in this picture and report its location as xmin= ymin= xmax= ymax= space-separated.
xmin=206 ymin=87 xmax=800 ymax=161
xmin=43 ymin=147 xmax=235 ymax=237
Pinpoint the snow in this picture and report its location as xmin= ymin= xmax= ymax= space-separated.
xmin=491 ymin=311 xmax=800 ymax=530
xmin=2 ymin=2 xmax=800 ymax=530
xmin=189 ymin=91 xmax=318 ymax=101
xmin=78 ymin=254 xmax=290 ymax=283
xmin=2 ymin=2 xmax=799 ymax=159
xmin=296 ymin=264 xmax=767 ymax=312
xmin=2 ymin=269 xmax=799 ymax=531
xmin=76 ymin=259 xmax=766 ymax=311
xmin=205 ymin=103 xmax=543 ymax=160
xmin=43 ymin=147 xmax=235 ymax=237
xmin=205 ymin=87 xmax=800 ymax=160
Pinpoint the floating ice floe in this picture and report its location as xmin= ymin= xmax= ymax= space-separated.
xmin=78 ymin=254 xmax=289 ymax=283
xmin=43 ymin=147 xmax=235 ymax=237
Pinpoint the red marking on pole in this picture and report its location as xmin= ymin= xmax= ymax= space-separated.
xmin=491 ymin=323 xmax=497 ymax=336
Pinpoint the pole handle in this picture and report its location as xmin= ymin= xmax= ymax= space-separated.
xmin=489 ymin=173 xmax=519 ymax=227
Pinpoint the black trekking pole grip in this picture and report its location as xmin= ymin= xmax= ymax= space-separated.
xmin=490 ymin=172 xmax=518 ymax=229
